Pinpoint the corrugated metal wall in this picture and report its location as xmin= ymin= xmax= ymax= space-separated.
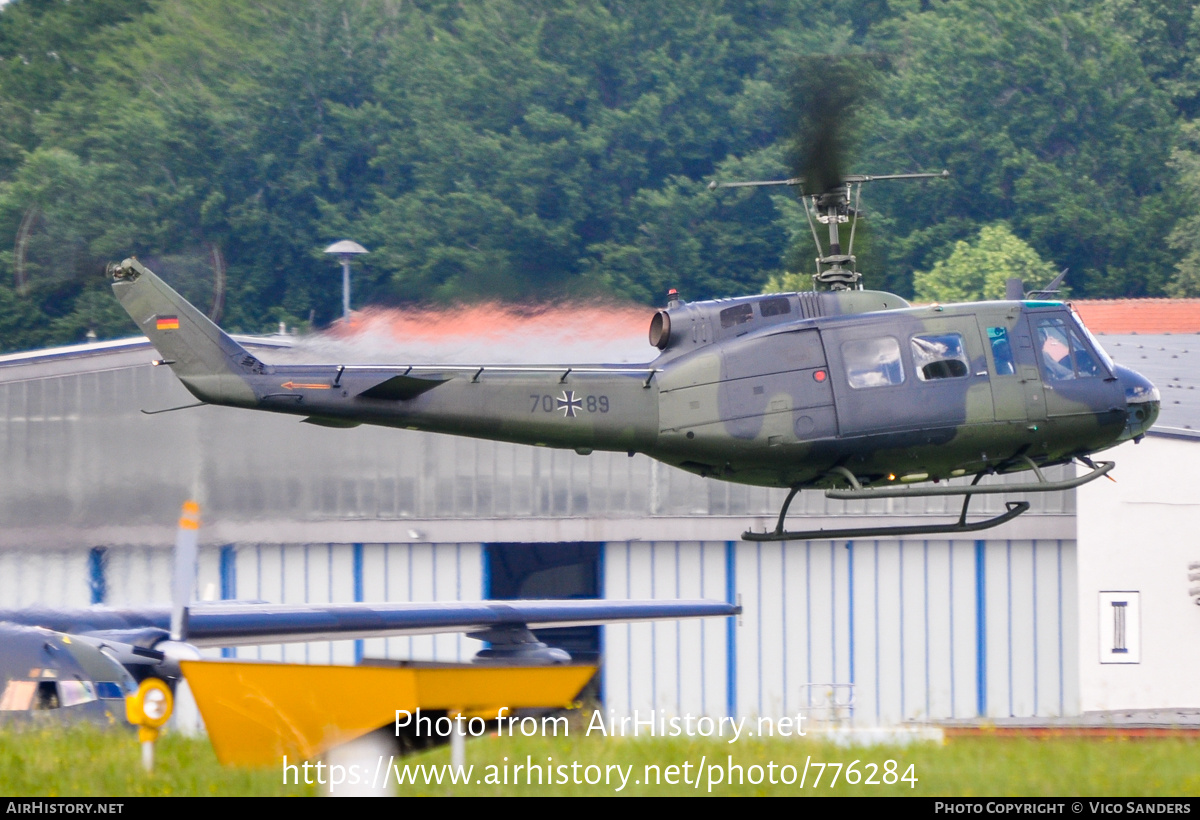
xmin=2 ymin=535 xmax=1078 ymax=723
xmin=603 ymin=542 xmax=734 ymax=719
xmin=603 ymin=539 xmax=1078 ymax=723
xmin=217 ymin=542 xmax=484 ymax=665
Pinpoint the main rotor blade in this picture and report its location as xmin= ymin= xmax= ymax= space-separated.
xmin=707 ymin=171 xmax=948 ymax=191
xmin=707 ymin=178 xmax=802 ymax=190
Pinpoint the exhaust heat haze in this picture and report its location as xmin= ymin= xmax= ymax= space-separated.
xmin=285 ymin=302 xmax=657 ymax=365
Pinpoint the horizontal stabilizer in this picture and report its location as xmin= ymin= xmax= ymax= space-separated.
xmin=357 ymin=373 xmax=447 ymax=400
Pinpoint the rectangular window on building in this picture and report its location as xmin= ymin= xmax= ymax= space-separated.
xmin=1098 ymin=591 xmax=1140 ymax=664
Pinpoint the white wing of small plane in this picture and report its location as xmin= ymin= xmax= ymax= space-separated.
xmin=0 ymin=503 xmax=738 ymax=758
xmin=0 ymin=597 xmax=738 ymax=649
xmin=0 ymin=501 xmax=738 ymax=669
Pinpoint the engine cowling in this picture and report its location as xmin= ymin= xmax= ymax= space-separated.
xmin=648 ymin=290 xmax=910 ymax=357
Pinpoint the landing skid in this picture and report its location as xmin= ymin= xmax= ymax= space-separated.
xmin=743 ymin=484 xmax=1029 ymax=542
xmin=743 ymin=459 xmax=1114 ymax=542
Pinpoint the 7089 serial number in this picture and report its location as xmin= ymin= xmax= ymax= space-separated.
xmin=529 ymin=394 xmax=610 ymax=413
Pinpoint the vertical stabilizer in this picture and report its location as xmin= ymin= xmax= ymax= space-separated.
xmin=110 ymin=258 xmax=259 ymax=405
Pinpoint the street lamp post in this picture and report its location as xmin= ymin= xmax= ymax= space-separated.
xmin=323 ymin=240 xmax=369 ymax=321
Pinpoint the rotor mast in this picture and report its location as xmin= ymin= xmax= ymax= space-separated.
xmin=709 ymin=170 xmax=949 ymax=291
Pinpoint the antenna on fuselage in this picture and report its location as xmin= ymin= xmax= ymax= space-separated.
xmin=1026 ymin=268 xmax=1069 ymax=300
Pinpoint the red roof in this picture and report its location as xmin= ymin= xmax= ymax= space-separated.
xmin=1070 ymin=299 xmax=1200 ymax=334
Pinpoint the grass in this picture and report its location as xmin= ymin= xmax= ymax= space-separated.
xmin=0 ymin=725 xmax=316 ymax=797
xmin=1 ymin=724 xmax=1197 ymax=797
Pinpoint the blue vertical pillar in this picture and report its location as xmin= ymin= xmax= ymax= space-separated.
xmin=597 ymin=544 xmax=606 ymax=708
xmin=975 ymin=539 xmax=987 ymax=717
xmin=353 ymin=543 xmax=364 ymax=664
xmin=725 ymin=541 xmax=737 ymax=720
xmin=219 ymin=545 xmax=236 ymax=658
xmin=88 ymin=547 xmax=107 ymax=605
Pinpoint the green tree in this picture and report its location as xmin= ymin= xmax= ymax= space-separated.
xmin=1100 ymin=0 xmax=1200 ymax=119
xmin=0 ymin=0 xmax=152 ymax=177
xmin=913 ymin=223 xmax=1056 ymax=303
xmin=354 ymin=0 xmax=832 ymax=305
xmin=861 ymin=0 xmax=1177 ymax=298
xmin=0 ymin=0 xmax=1193 ymax=353
xmin=0 ymin=146 xmax=142 ymax=348
xmin=762 ymin=270 xmax=807 ymax=293
xmin=1166 ymin=123 xmax=1200 ymax=297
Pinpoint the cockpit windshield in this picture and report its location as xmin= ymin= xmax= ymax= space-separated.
xmin=1036 ymin=313 xmax=1114 ymax=381
xmin=1069 ymin=308 xmax=1116 ymax=372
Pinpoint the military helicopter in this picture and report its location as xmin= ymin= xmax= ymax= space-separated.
xmin=107 ymin=64 xmax=1161 ymax=543
xmin=108 ymin=233 xmax=1159 ymax=545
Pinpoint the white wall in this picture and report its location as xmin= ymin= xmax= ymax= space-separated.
xmin=1077 ymin=435 xmax=1200 ymax=710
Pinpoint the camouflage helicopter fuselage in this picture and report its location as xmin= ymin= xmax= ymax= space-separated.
xmin=111 ymin=259 xmax=1159 ymax=499
xmin=647 ymin=289 xmax=1158 ymax=489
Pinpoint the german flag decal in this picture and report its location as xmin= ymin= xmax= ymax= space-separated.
xmin=156 ymin=316 xmax=180 ymax=330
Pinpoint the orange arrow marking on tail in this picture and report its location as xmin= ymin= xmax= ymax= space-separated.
xmin=280 ymin=381 xmax=331 ymax=390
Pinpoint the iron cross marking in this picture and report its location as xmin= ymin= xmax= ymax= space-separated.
xmin=557 ymin=390 xmax=583 ymax=418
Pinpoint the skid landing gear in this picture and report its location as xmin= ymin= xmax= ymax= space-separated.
xmin=743 ymin=459 xmax=1114 ymax=542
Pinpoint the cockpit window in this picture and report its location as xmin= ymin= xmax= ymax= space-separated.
xmin=911 ymin=333 xmax=970 ymax=381
xmin=95 ymin=681 xmax=125 ymax=700
xmin=1038 ymin=317 xmax=1104 ymax=380
xmin=759 ymin=297 xmax=791 ymax=317
xmin=720 ymin=304 xmax=754 ymax=328
xmin=1070 ymin=328 xmax=1101 ymax=376
xmin=1070 ymin=308 xmax=1116 ymax=372
xmin=843 ymin=337 xmax=905 ymax=388
xmin=987 ymin=327 xmax=1016 ymax=375
xmin=36 ymin=681 xmax=59 ymax=710
xmin=57 ymin=680 xmax=97 ymax=708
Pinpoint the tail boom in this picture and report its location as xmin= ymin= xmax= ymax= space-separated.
xmin=111 ymin=259 xmax=659 ymax=452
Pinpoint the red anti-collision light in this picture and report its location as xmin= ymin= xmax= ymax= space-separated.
xmin=814 ymin=370 xmax=827 ymax=382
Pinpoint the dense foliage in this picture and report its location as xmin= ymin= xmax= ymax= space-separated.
xmin=912 ymin=223 xmax=1057 ymax=304
xmin=0 ymin=0 xmax=1195 ymax=350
